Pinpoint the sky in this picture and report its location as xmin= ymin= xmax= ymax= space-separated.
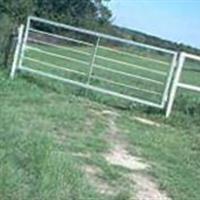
xmin=108 ymin=0 xmax=200 ymax=48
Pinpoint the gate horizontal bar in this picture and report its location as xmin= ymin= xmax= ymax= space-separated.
xmin=96 ymin=55 xmax=167 ymax=76
xmin=178 ymin=82 xmax=200 ymax=92
xmin=94 ymin=64 xmax=164 ymax=85
xmin=19 ymin=65 xmax=163 ymax=109
xmin=28 ymin=38 xmax=91 ymax=56
xmin=24 ymin=57 xmax=87 ymax=76
xmin=99 ymin=45 xmax=169 ymax=66
xmin=183 ymin=52 xmax=200 ymax=61
xmin=29 ymin=16 xmax=176 ymax=55
xmin=30 ymin=28 xmax=94 ymax=47
xmin=26 ymin=46 xmax=89 ymax=66
xmin=91 ymin=75 xmax=162 ymax=96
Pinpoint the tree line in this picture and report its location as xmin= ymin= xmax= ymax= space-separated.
xmin=0 ymin=0 xmax=199 ymax=68
xmin=0 ymin=0 xmax=112 ymax=67
xmin=118 ymin=26 xmax=200 ymax=56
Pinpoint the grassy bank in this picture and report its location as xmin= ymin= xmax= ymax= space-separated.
xmin=0 ymin=67 xmax=200 ymax=200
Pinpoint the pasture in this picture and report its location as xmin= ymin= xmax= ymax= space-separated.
xmin=1 ymin=19 xmax=200 ymax=200
xmin=19 ymin=22 xmax=176 ymax=109
xmin=0 ymin=67 xmax=200 ymax=200
xmin=21 ymin=27 xmax=200 ymax=112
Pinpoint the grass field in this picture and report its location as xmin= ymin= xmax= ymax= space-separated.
xmin=0 ymin=67 xmax=200 ymax=200
xmin=1 ymin=30 xmax=200 ymax=200
xmin=23 ymin=30 xmax=200 ymax=109
xmin=23 ymin=30 xmax=175 ymax=105
xmin=181 ymin=58 xmax=200 ymax=86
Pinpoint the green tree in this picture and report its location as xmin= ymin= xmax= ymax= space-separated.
xmin=0 ymin=0 xmax=111 ymax=26
xmin=0 ymin=0 xmax=112 ymax=67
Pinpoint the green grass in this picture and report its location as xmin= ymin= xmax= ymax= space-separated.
xmin=117 ymin=111 xmax=200 ymax=200
xmin=1 ymin=66 xmax=200 ymax=200
xmin=1 ymin=38 xmax=200 ymax=200
xmin=23 ymin=38 xmax=200 ymax=108
xmin=23 ymin=40 xmax=171 ymax=104
xmin=181 ymin=58 xmax=200 ymax=86
xmin=0 ymin=69 xmax=133 ymax=200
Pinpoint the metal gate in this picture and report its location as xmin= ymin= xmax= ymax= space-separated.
xmin=11 ymin=16 xmax=177 ymax=110
xmin=166 ymin=52 xmax=200 ymax=117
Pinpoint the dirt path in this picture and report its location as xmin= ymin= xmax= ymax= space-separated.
xmin=102 ymin=110 xmax=171 ymax=200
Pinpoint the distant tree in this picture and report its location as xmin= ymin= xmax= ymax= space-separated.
xmin=132 ymin=34 xmax=146 ymax=43
xmin=0 ymin=0 xmax=112 ymax=67
xmin=0 ymin=0 xmax=34 ymax=24
xmin=0 ymin=0 xmax=111 ymax=26
xmin=0 ymin=0 xmax=35 ymax=66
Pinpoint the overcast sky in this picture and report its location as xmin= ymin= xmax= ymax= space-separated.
xmin=108 ymin=0 xmax=200 ymax=48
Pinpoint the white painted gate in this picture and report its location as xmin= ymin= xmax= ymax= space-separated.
xmin=11 ymin=16 xmax=178 ymax=112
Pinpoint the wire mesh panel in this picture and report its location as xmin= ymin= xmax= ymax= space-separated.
xmin=12 ymin=16 xmax=177 ymax=110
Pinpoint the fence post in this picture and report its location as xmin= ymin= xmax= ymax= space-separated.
xmin=161 ymin=52 xmax=178 ymax=107
xmin=87 ymin=37 xmax=100 ymax=86
xmin=17 ymin=16 xmax=31 ymax=71
xmin=10 ymin=24 xmax=25 ymax=79
xmin=165 ymin=52 xmax=185 ymax=118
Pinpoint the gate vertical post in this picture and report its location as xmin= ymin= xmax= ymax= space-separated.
xmin=87 ymin=36 xmax=101 ymax=86
xmin=165 ymin=52 xmax=185 ymax=118
xmin=10 ymin=24 xmax=25 ymax=79
xmin=161 ymin=52 xmax=178 ymax=107
xmin=18 ymin=16 xmax=31 ymax=70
